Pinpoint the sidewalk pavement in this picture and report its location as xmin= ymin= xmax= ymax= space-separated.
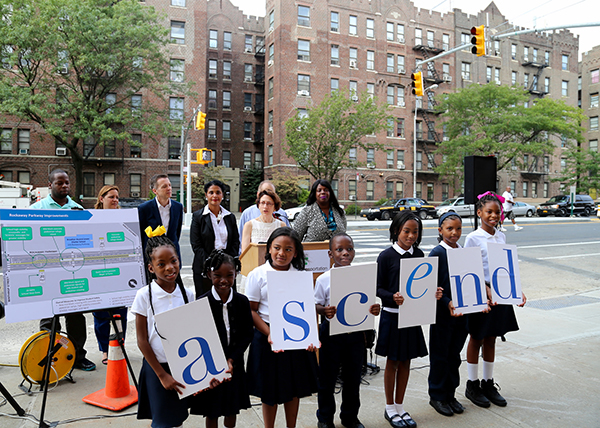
xmin=1 ymin=285 xmax=599 ymax=428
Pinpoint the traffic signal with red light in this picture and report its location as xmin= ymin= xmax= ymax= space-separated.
xmin=195 ymin=110 xmax=207 ymax=130
xmin=411 ymin=71 xmax=424 ymax=97
xmin=470 ymin=25 xmax=486 ymax=57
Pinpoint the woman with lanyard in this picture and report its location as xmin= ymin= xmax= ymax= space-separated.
xmin=293 ymin=179 xmax=347 ymax=242
xmin=190 ymin=180 xmax=239 ymax=297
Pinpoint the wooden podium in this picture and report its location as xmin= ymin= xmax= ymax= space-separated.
xmin=240 ymin=241 xmax=332 ymax=282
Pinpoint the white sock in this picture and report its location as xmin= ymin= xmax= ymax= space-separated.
xmin=395 ymin=402 xmax=405 ymax=416
xmin=467 ymin=362 xmax=479 ymax=381
xmin=386 ymin=404 xmax=398 ymax=418
xmin=482 ymin=361 xmax=494 ymax=380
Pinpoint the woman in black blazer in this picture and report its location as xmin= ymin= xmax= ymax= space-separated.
xmin=190 ymin=180 xmax=239 ymax=297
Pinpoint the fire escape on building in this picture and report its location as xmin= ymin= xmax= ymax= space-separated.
xmin=412 ymin=40 xmax=447 ymax=173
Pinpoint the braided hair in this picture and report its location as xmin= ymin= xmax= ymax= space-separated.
xmin=389 ymin=210 xmax=423 ymax=248
xmin=203 ymin=249 xmax=241 ymax=279
xmin=144 ymin=235 xmax=188 ymax=321
xmin=476 ymin=192 xmax=502 ymax=212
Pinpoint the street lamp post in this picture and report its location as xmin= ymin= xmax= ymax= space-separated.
xmin=180 ymin=104 xmax=201 ymax=226
xmin=413 ymin=84 xmax=438 ymax=198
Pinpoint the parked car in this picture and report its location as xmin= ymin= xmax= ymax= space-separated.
xmin=285 ymin=203 xmax=306 ymax=222
xmin=537 ymin=194 xmax=596 ymax=217
xmin=361 ymin=198 xmax=436 ymax=221
xmin=435 ymin=197 xmax=476 ymax=218
xmin=119 ymin=198 xmax=146 ymax=208
xmin=512 ymin=201 xmax=536 ymax=217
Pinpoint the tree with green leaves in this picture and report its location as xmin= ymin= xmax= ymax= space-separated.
xmin=272 ymin=172 xmax=306 ymax=209
xmin=0 ymin=0 xmax=188 ymax=201
xmin=284 ymin=90 xmax=391 ymax=182
xmin=240 ymin=166 xmax=263 ymax=205
xmin=552 ymin=145 xmax=600 ymax=194
xmin=434 ymin=83 xmax=585 ymax=183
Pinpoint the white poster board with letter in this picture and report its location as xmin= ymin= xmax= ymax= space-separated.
xmin=155 ymin=297 xmax=230 ymax=399
xmin=267 ymin=270 xmax=319 ymax=351
xmin=447 ymin=247 xmax=488 ymax=315
xmin=487 ymin=243 xmax=523 ymax=305
xmin=398 ymin=257 xmax=438 ymax=328
xmin=329 ymin=262 xmax=377 ymax=336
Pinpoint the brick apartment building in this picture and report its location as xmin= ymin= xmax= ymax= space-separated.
xmin=0 ymin=0 xmax=582 ymax=208
xmin=579 ymin=45 xmax=600 ymax=198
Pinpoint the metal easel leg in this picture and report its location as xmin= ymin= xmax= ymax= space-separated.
xmin=37 ymin=315 xmax=60 ymax=428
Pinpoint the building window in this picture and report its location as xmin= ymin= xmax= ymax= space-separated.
xmin=104 ymin=140 xmax=116 ymax=157
xmin=254 ymin=152 xmax=263 ymax=168
xmin=168 ymin=137 xmax=180 ymax=159
xmin=590 ymin=116 xmax=599 ymax=131
xmin=105 ymin=93 xmax=116 ymax=114
xmin=349 ymin=47 xmax=357 ymax=68
xmin=83 ymin=172 xmax=95 ymax=198
xmin=171 ymin=0 xmax=185 ymax=6
xmin=130 ymin=174 xmax=141 ymax=196
xmin=461 ymin=62 xmax=470 ymax=80
xmin=387 ymin=86 xmax=394 ymax=105
xmin=561 ymin=80 xmax=568 ymax=96
xmin=298 ymin=39 xmax=310 ymax=61
xmin=169 ymin=97 xmax=184 ymax=120
xmin=222 ymin=150 xmax=230 ymax=167
xmin=543 ymin=182 xmax=548 ymax=198
xmin=349 ymin=15 xmax=357 ymax=36
xmin=269 ymin=10 xmax=274 ymax=32
xmin=349 ymin=81 xmax=358 ymax=97
xmin=256 ymin=37 xmax=264 ymax=53
xmin=592 ymin=69 xmax=600 ymax=84
xmin=171 ymin=21 xmax=185 ymax=44
xmin=396 ymin=181 xmax=404 ymax=198
xmin=223 ymin=61 xmax=231 ymax=79
xmin=386 ymin=22 xmax=394 ymax=41
xmin=18 ymin=129 xmax=30 ymax=154
xmin=367 ymin=83 xmax=375 ymax=99
xmin=330 ymin=44 xmax=339 ymax=66
xmin=386 ymin=150 xmax=394 ymax=168
xmin=590 ymin=140 xmax=598 ymax=152
xmin=348 ymin=180 xmax=356 ymax=198
xmin=387 ymin=54 xmax=394 ymax=73
xmin=170 ymin=59 xmax=184 ymax=82
xmin=297 ymin=74 xmax=310 ymax=95
xmin=494 ymin=68 xmax=500 ymax=84
xmin=461 ymin=33 xmax=470 ymax=46
xmin=524 ymin=73 xmax=529 ymax=87
xmin=83 ymin=136 xmax=95 ymax=157
xmin=511 ymin=71 xmax=517 ymax=85
xmin=208 ymin=90 xmax=217 ymax=109
xmin=397 ymin=87 xmax=405 ymax=106
xmin=349 ymin=148 xmax=357 ymax=162
xmin=416 ymin=182 xmax=422 ymax=199
xmin=244 ymin=122 xmax=252 ymax=140
xmin=245 ymin=35 xmax=253 ymax=52
xmin=511 ymin=44 xmax=517 ymax=60
xmin=330 ymin=78 xmax=339 ymax=93
xmin=268 ymin=44 xmax=274 ymax=62
xmin=523 ymin=46 xmax=529 ymax=61
xmin=522 ymin=181 xmax=528 ymax=198
xmin=131 ymin=94 xmax=142 ymax=115
xmin=268 ymin=77 xmax=274 ymax=99
xmin=298 ymin=5 xmax=310 ymax=27
xmin=544 ymin=77 xmax=550 ymax=93
xmin=268 ymin=111 xmax=273 ymax=132
xmin=1 ymin=129 xmax=11 ymax=154
xmin=130 ymin=134 xmax=142 ymax=158
xmin=416 ymin=151 xmax=422 ymax=170
xmin=223 ymin=32 xmax=232 ymax=50
xmin=209 ymin=59 xmax=217 ymax=78
xmin=330 ymin=11 xmax=339 ymax=32
xmin=397 ymin=149 xmax=405 ymax=167
xmin=208 ymin=120 xmax=217 ymax=139
xmin=486 ymin=66 xmax=492 ymax=83
xmin=222 ymin=91 xmax=231 ymax=110
xmin=442 ymin=183 xmax=449 ymax=200
xmin=545 ymin=50 xmax=550 ymax=65
xmin=366 ymin=18 xmax=374 ymax=38
xmin=427 ymin=30 xmax=434 ymax=48
xmin=533 ymin=48 xmax=538 ymax=63
xmin=386 ymin=181 xmax=394 ymax=199
xmin=562 ymin=54 xmax=568 ymax=70
xmin=243 ymin=152 xmax=252 ymax=168
xmin=244 ymin=93 xmax=252 ymax=109
xmin=366 ymin=180 xmax=374 ymax=200
xmin=268 ymin=145 xmax=273 ymax=165
xmin=543 ymin=156 xmax=549 ymax=172
xmin=397 ymin=118 xmax=405 ymax=138
xmin=209 ymin=30 xmax=218 ymax=48
xmin=223 ymin=121 xmax=231 ymax=139
xmin=366 ymin=50 xmax=374 ymax=70
xmin=397 ymin=24 xmax=405 ymax=42
xmin=591 ymin=93 xmax=599 ymax=108
xmin=367 ymin=148 xmax=374 ymax=164
xmin=387 ymin=119 xmax=395 ymax=137
xmin=560 ymin=158 xmax=566 ymax=170
xmin=397 ymin=55 xmax=405 ymax=74
xmin=427 ymin=183 xmax=434 ymax=201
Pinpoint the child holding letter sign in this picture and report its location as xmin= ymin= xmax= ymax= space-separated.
xmin=245 ymin=227 xmax=318 ymax=428
xmin=314 ymin=232 xmax=381 ymax=428
xmin=376 ymin=211 xmax=429 ymax=428
xmin=464 ymin=192 xmax=526 ymax=409
xmin=190 ymin=250 xmax=254 ymax=428
xmin=132 ymin=233 xmax=194 ymax=428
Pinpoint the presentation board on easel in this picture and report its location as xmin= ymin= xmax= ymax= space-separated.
xmin=0 ymin=209 xmax=145 ymax=323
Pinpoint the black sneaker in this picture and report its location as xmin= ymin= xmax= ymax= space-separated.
xmin=465 ymin=380 xmax=490 ymax=408
xmin=74 ymin=357 xmax=96 ymax=371
xmin=448 ymin=398 xmax=465 ymax=414
xmin=481 ymin=379 xmax=507 ymax=407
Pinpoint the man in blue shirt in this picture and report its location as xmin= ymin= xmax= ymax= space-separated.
xmin=31 ymin=169 xmax=95 ymax=371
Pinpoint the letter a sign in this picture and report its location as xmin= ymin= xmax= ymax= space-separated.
xmin=155 ymin=297 xmax=230 ymax=398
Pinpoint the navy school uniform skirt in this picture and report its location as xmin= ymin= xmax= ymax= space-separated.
xmin=137 ymin=359 xmax=190 ymax=428
xmin=375 ymin=310 xmax=428 ymax=362
xmin=247 ymin=328 xmax=318 ymax=406
xmin=466 ymin=304 xmax=519 ymax=340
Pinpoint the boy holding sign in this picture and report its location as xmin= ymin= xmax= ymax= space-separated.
xmin=464 ymin=193 xmax=526 ymax=409
xmin=314 ymin=233 xmax=380 ymax=428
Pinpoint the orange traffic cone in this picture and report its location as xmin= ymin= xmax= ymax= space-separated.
xmin=83 ymin=316 xmax=138 ymax=411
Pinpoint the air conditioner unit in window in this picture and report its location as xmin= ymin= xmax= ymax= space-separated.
xmin=461 ymin=72 xmax=469 ymax=80
xmin=397 ymin=35 xmax=405 ymax=43
xmin=244 ymin=106 xmax=252 ymax=112
xmin=367 ymin=163 xmax=375 ymax=169
xmin=268 ymin=126 xmax=273 ymax=133
xmin=397 ymin=161 xmax=405 ymax=169
xmin=56 ymin=147 xmax=67 ymax=156
xmin=298 ymin=90 xmax=310 ymax=96
xmin=443 ymin=74 xmax=452 ymax=82
xmin=351 ymin=95 xmax=359 ymax=101
xmin=397 ymin=101 xmax=405 ymax=107
xmin=267 ymin=60 xmax=274 ymax=67
xmin=244 ymin=76 xmax=253 ymax=82
xmin=244 ymin=47 xmax=253 ymax=53
xmin=19 ymin=148 xmax=29 ymax=155
xmin=532 ymin=193 xmax=537 ymax=198
xmin=131 ymin=192 xmax=140 ymax=198
xmin=349 ymin=59 xmax=357 ymax=68
xmin=398 ymin=66 xmax=405 ymax=74
xmin=443 ymin=136 xmax=449 ymax=141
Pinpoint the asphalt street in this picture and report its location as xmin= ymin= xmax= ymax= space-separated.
xmin=1 ymin=216 xmax=599 ymax=427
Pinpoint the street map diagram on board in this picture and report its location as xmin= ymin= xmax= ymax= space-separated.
xmin=1 ymin=208 xmax=145 ymax=323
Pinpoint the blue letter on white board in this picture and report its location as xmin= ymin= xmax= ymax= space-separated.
xmin=178 ymin=337 xmax=225 ymax=385
xmin=337 ymin=292 xmax=368 ymax=327
xmin=406 ymin=262 xmax=433 ymax=299
xmin=282 ymin=301 xmax=310 ymax=342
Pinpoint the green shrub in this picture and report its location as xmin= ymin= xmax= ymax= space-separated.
xmin=345 ymin=203 xmax=361 ymax=215
xmin=374 ymin=198 xmax=388 ymax=206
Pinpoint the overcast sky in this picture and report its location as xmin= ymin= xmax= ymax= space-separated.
xmin=230 ymin=0 xmax=599 ymax=59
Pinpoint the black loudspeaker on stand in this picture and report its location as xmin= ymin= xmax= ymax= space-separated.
xmin=464 ymin=156 xmax=497 ymax=229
